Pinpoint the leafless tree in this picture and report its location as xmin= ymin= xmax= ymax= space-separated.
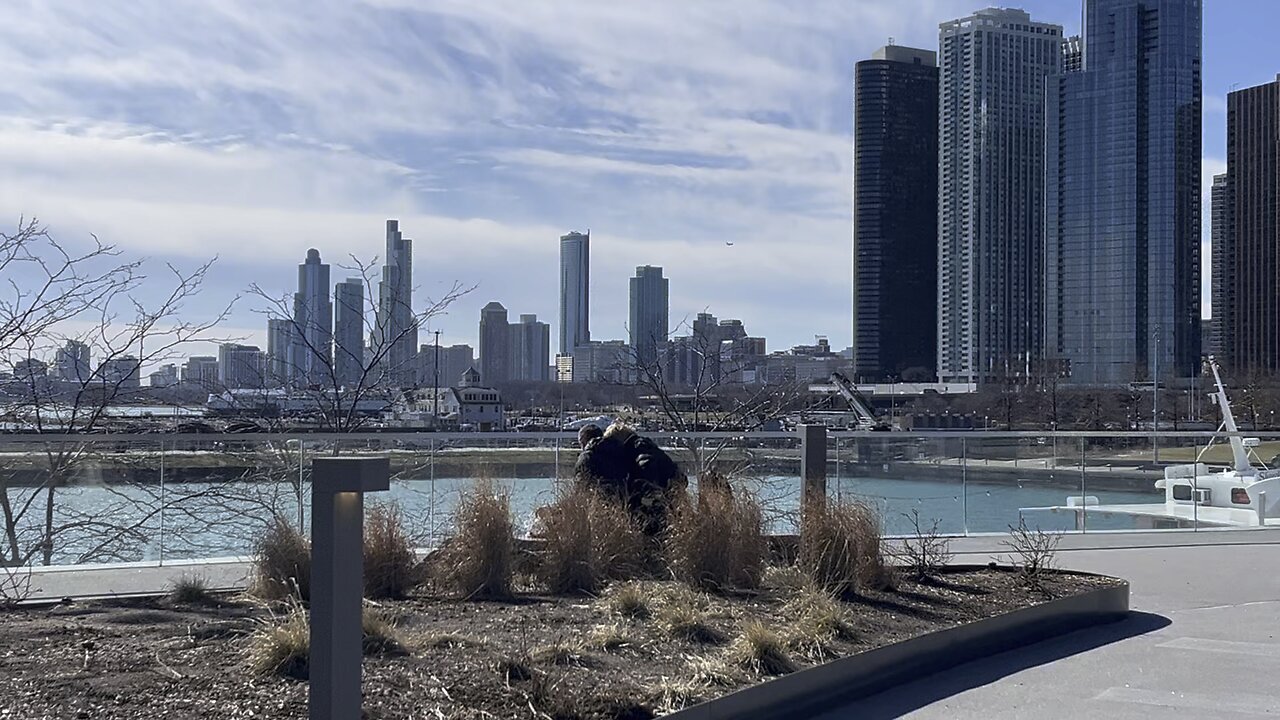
xmin=0 ymin=217 xmax=235 ymax=566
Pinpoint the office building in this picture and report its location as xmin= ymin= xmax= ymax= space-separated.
xmin=181 ymin=356 xmax=219 ymax=388
xmin=853 ymin=44 xmax=939 ymax=381
xmin=53 ymin=340 xmax=91 ymax=383
xmin=937 ymin=8 xmax=1063 ymax=383
xmin=1046 ymin=0 xmax=1202 ymax=385
xmin=572 ymin=340 xmax=633 ymax=384
xmin=218 ymin=343 xmax=265 ymax=389
xmin=419 ymin=343 xmax=476 ymax=390
xmin=334 ymin=278 xmax=365 ymax=389
xmin=1224 ymin=76 xmax=1280 ymax=374
xmin=98 ymin=356 xmax=141 ymax=391
xmin=628 ymin=266 xmax=669 ymax=370
xmin=149 ymin=364 xmax=179 ymax=388
xmin=291 ymin=248 xmax=332 ymax=387
xmin=479 ymin=302 xmax=511 ymax=385
xmin=375 ymin=219 xmax=417 ymax=386
xmin=510 ymin=314 xmax=551 ymax=382
xmin=559 ymin=231 xmax=590 ymax=356
xmin=1210 ymin=173 xmax=1233 ymax=364
xmin=266 ymin=318 xmax=294 ymax=387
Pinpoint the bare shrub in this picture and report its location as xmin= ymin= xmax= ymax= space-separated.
xmin=799 ymin=499 xmax=888 ymax=597
xmin=364 ymin=502 xmax=420 ymax=600
xmin=1002 ymin=518 xmax=1061 ymax=588
xmin=897 ymin=509 xmax=954 ymax=581
xmin=247 ymin=604 xmax=406 ymax=679
xmin=170 ymin=573 xmax=214 ymax=605
xmin=533 ymin=489 xmax=647 ymax=595
xmin=729 ymin=621 xmax=797 ymax=676
xmin=605 ymin=582 xmax=652 ymax=619
xmin=250 ymin=517 xmax=311 ymax=602
xmin=667 ymin=484 xmax=767 ymax=592
xmin=434 ymin=480 xmax=515 ymax=600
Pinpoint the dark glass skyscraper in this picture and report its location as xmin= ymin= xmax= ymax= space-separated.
xmin=628 ymin=266 xmax=669 ymax=370
xmin=1046 ymin=0 xmax=1202 ymax=385
xmin=1224 ymin=77 xmax=1280 ymax=375
xmin=1209 ymin=173 xmax=1233 ymax=365
xmin=376 ymin=219 xmax=416 ymax=386
xmin=852 ymin=44 xmax=938 ymax=381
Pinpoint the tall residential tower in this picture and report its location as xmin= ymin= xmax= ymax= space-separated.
xmin=334 ymin=278 xmax=365 ymax=389
xmin=559 ymin=231 xmax=590 ymax=356
xmin=628 ymin=266 xmax=669 ymax=370
xmin=375 ymin=220 xmax=416 ymax=386
xmin=852 ymin=44 xmax=938 ymax=381
xmin=937 ymin=8 xmax=1064 ymax=384
xmin=291 ymin=248 xmax=332 ymax=387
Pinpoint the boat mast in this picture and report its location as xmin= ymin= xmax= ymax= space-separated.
xmin=1207 ymin=357 xmax=1251 ymax=474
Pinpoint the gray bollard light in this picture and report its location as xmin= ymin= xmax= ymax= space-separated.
xmin=310 ymin=456 xmax=390 ymax=720
xmin=800 ymin=424 xmax=828 ymax=507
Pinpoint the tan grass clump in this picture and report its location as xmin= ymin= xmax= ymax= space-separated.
xmin=433 ymin=480 xmax=516 ymax=599
xmin=605 ymin=582 xmax=652 ymax=619
xmin=666 ymin=483 xmax=767 ymax=592
xmin=247 ymin=606 xmax=406 ymax=680
xmin=250 ymin=516 xmax=312 ymax=602
xmin=655 ymin=602 xmax=727 ymax=645
xmin=169 ymin=573 xmax=215 ymax=605
xmin=799 ymin=499 xmax=889 ymax=597
xmin=364 ymin=502 xmax=421 ymax=600
xmin=533 ymin=489 xmax=647 ymax=595
xmin=728 ymin=621 xmax=797 ymax=676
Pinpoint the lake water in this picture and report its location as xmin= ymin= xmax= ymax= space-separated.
xmin=13 ymin=472 xmax=1158 ymax=566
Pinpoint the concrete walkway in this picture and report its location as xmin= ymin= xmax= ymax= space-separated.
xmin=818 ymin=534 xmax=1280 ymax=719
xmin=23 ymin=557 xmax=252 ymax=601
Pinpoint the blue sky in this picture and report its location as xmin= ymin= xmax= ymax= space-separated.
xmin=0 ymin=1 xmax=1272 ymax=360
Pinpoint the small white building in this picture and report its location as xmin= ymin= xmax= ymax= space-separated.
xmin=390 ymin=367 xmax=505 ymax=430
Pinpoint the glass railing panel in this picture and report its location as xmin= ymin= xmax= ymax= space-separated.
xmin=961 ymin=432 xmax=1082 ymax=534
xmin=832 ymin=432 xmax=967 ymax=536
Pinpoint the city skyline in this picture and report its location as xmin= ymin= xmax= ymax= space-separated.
xmin=1 ymin=1 xmax=1274 ymax=357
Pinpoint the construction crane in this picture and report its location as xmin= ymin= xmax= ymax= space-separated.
xmin=828 ymin=371 xmax=892 ymax=431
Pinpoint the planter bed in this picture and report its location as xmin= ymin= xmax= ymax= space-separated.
xmin=0 ymin=566 xmax=1124 ymax=719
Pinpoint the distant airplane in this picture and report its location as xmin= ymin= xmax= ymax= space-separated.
xmin=725 ymin=241 xmax=735 ymax=246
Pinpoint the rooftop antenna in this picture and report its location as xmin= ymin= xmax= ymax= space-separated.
xmin=888 ymin=36 xmax=895 ymax=46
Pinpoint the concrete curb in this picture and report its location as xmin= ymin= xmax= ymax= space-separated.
xmin=665 ymin=568 xmax=1130 ymax=720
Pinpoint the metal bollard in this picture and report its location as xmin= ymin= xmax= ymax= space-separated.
xmin=310 ymin=456 xmax=390 ymax=720
xmin=800 ymin=424 xmax=828 ymax=508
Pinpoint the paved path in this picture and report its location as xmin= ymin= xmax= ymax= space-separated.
xmin=23 ymin=557 xmax=252 ymax=601
xmin=817 ymin=538 xmax=1280 ymax=719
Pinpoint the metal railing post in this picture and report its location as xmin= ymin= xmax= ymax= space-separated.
xmin=800 ymin=424 xmax=827 ymax=508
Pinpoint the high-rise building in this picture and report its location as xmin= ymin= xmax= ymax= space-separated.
xmin=571 ymin=341 xmax=633 ymax=384
xmin=149 ymin=364 xmax=179 ymax=388
xmin=510 ymin=314 xmax=551 ymax=382
xmin=1224 ymin=76 xmax=1280 ymax=375
xmin=628 ymin=266 xmax=669 ymax=370
xmin=937 ymin=9 xmax=1063 ymax=384
xmin=334 ymin=278 xmax=365 ymax=389
xmin=375 ymin=219 xmax=417 ymax=386
xmin=479 ymin=302 xmax=511 ymax=385
xmin=291 ymin=248 xmax=332 ymax=387
xmin=559 ymin=231 xmax=590 ymax=356
xmin=266 ymin=318 xmax=294 ymax=387
xmin=1209 ymin=173 xmax=1234 ymax=364
xmin=53 ymin=340 xmax=91 ymax=383
xmin=218 ymin=343 xmax=265 ymax=389
xmin=852 ymin=44 xmax=939 ymax=382
xmin=98 ymin=356 xmax=141 ymax=391
xmin=181 ymin=356 xmax=219 ymax=388
xmin=1046 ymin=0 xmax=1202 ymax=385
xmin=419 ymin=343 xmax=476 ymax=389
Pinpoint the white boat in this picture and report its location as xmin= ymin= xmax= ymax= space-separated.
xmin=1024 ymin=358 xmax=1280 ymax=529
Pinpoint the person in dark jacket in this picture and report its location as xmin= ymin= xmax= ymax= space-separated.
xmin=573 ymin=422 xmax=685 ymax=535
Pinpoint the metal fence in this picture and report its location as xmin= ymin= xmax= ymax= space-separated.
xmin=2 ymin=429 xmax=1276 ymax=567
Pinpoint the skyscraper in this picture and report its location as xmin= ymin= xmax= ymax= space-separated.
xmin=53 ymin=340 xmax=90 ymax=383
xmin=1046 ymin=0 xmax=1202 ymax=385
xmin=510 ymin=314 xmax=551 ymax=382
xmin=559 ymin=231 xmax=590 ymax=357
xmin=479 ymin=301 xmax=510 ymax=385
xmin=852 ymin=44 xmax=938 ymax=382
xmin=628 ymin=266 xmax=669 ymax=370
xmin=937 ymin=9 xmax=1063 ymax=384
xmin=1224 ymin=76 xmax=1280 ymax=375
xmin=291 ymin=248 xmax=332 ymax=387
xmin=266 ymin=318 xmax=294 ymax=386
xmin=218 ymin=344 xmax=265 ymax=389
xmin=334 ymin=278 xmax=365 ymax=389
xmin=1209 ymin=173 xmax=1233 ymax=365
xmin=375 ymin=219 xmax=417 ymax=386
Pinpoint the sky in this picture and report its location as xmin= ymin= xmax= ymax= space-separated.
xmin=1 ymin=0 xmax=1275 ymax=362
